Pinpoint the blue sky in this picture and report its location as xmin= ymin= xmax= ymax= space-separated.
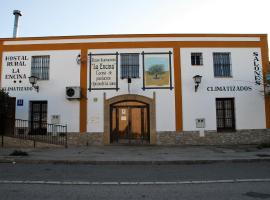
xmin=0 ymin=0 xmax=270 ymax=40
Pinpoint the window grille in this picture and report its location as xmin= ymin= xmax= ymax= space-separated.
xmin=191 ymin=52 xmax=203 ymax=65
xmin=213 ymin=53 xmax=231 ymax=77
xmin=120 ymin=54 xmax=139 ymax=79
xmin=216 ymin=98 xmax=235 ymax=131
xmin=31 ymin=55 xmax=50 ymax=80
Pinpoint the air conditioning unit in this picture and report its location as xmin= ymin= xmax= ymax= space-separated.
xmin=66 ymin=87 xmax=81 ymax=99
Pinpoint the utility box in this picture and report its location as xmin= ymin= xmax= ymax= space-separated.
xmin=51 ymin=115 xmax=61 ymax=124
xmin=195 ymin=118 xmax=205 ymax=128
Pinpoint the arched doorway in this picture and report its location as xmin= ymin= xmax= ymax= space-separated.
xmin=110 ymin=100 xmax=149 ymax=144
xmin=104 ymin=94 xmax=156 ymax=145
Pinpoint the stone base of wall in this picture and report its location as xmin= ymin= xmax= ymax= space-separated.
xmin=0 ymin=136 xmax=62 ymax=148
xmin=157 ymin=129 xmax=270 ymax=145
xmin=2 ymin=130 xmax=269 ymax=147
xmin=67 ymin=132 xmax=103 ymax=146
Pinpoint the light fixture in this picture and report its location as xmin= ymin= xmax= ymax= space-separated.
xmin=127 ymin=76 xmax=132 ymax=94
xmin=193 ymin=75 xmax=202 ymax=92
xmin=76 ymin=54 xmax=81 ymax=64
xmin=28 ymin=76 xmax=39 ymax=92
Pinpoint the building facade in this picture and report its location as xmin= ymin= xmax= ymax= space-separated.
xmin=0 ymin=34 xmax=270 ymax=145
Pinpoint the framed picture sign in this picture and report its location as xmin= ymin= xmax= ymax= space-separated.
xmin=142 ymin=51 xmax=173 ymax=90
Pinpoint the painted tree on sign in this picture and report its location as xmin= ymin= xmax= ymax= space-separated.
xmin=148 ymin=64 xmax=165 ymax=79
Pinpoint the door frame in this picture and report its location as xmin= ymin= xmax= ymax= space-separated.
xmin=104 ymin=94 xmax=156 ymax=145
xmin=110 ymin=103 xmax=150 ymax=144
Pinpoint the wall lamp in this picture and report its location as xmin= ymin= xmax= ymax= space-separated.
xmin=76 ymin=54 xmax=81 ymax=64
xmin=29 ymin=75 xmax=39 ymax=92
xmin=76 ymin=54 xmax=90 ymax=65
xmin=193 ymin=75 xmax=202 ymax=92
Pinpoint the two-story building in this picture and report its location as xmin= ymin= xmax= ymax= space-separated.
xmin=0 ymin=34 xmax=269 ymax=145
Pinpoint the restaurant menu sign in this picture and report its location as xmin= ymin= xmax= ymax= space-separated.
xmin=1 ymin=54 xmax=33 ymax=92
xmin=89 ymin=53 xmax=118 ymax=90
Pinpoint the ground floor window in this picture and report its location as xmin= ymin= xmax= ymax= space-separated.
xmin=216 ymin=98 xmax=235 ymax=131
xmin=29 ymin=101 xmax=48 ymax=135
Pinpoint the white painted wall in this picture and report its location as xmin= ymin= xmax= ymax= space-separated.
xmin=1 ymin=46 xmax=266 ymax=134
xmin=87 ymin=48 xmax=176 ymax=133
xmin=1 ymin=50 xmax=81 ymax=132
xmin=181 ymin=48 xmax=266 ymax=131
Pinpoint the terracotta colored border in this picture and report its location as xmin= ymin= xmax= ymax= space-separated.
xmin=260 ymin=36 xmax=270 ymax=128
xmin=0 ymin=41 xmax=2 ymax=87
xmin=80 ymin=48 xmax=88 ymax=132
xmin=1 ymin=41 xmax=262 ymax=52
xmin=173 ymin=47 xmax=182 ymax=131
xmin=0 ymin=33 xmax=266 ymax=41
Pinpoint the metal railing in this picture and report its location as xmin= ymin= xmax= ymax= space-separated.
xmin=10 ymin=119 xmax=68 ymax=147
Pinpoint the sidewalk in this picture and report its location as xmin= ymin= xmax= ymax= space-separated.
xmin=1 ymin=145 xmax=270 ymax=165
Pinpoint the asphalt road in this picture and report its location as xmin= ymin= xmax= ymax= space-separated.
xmin=0 ymin=162 xmax=270 ymax=200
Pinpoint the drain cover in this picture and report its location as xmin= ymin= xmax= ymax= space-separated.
xmin=245 ymin=192 xmax=270 ymax=199
xmin=256 ymin=154 xmax=270 ymax=157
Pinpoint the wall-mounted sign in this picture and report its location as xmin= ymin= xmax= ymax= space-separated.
xmin=142 ymin=52 xmax=173 ymax=90
xmin=89 ymin=53 xmax=118 ymax=91
xmin=3 ymin=56 xmax=29 ymax=84
xmin=253 ymin=52 xmax=263 ymax=85
xmin=207 ymin=85 xmax=252 ymax=92
xmin=1 ymin=54 xmax=32 ymax=92
xmin=17 ymin=99 xmax=24 ymax=106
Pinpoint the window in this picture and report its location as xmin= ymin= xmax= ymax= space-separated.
xmin=31 ymin=55 xmax=50 ymax=80
xmin=29 ymin=101 xmax=48 ymax=135
xmin=120 ymin=53 xmax=139 ymax=79
xmin=191 ymin=53 xmax=203 ymax=65
xmin=213 ymin=52 xmax=231 ymax=77
xmin=216 ymin=98 xmax=235 ymax=131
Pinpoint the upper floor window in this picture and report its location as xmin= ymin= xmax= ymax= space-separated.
xmin=31 ymin=55 xmax=50 ymax=80
xmin=191 ymin=52 xmax=203 ymax=65
xmin=213 ymin=52 xmax=231 ymax=77
xmin=120 ymin=53 xmax=139 ymax=79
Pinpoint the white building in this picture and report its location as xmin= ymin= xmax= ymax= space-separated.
xmin=0 ymin=34 xmax=269 ymax=145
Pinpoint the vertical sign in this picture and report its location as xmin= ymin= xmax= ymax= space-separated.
xmin=89 ymin=53 xmax=118 ymax=91
xmin=253 ymin=52 xmax=263 ymax=85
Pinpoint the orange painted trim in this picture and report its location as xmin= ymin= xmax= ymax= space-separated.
xmin=0 ymin=41 xmax=3 ymax=87
xmin=1 ymin=41 xmax=262 ymax=52
xmin=260 ymin=36 xmax=270 ymax=128
xmin=173 ymin=47 xmax=182 ymax=131
xmin=80 ymin=49 xmax=88 ymax=133
xmin=0 ymin=33 xmax=266 ymax=41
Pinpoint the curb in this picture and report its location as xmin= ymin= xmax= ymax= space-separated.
xmin=1 ymin=158 xmax=270 ymax=165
